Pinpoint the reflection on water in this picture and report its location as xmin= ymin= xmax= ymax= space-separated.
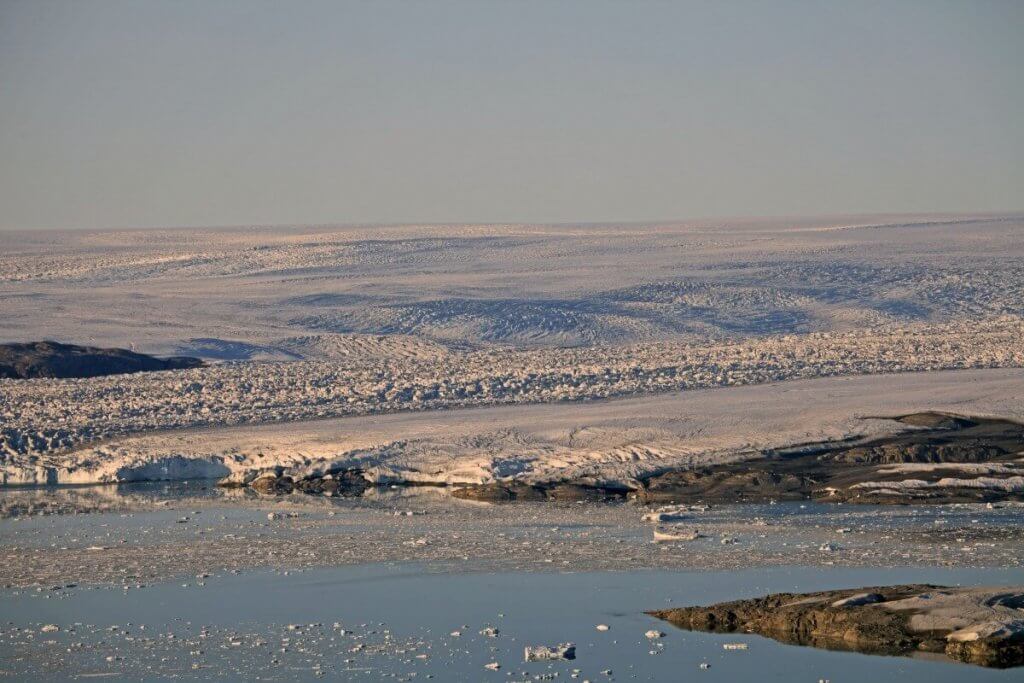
xmin=0 ymin=480 xmax=461 ymax=518
xmin=0 ymin=481 xmax=231 ymax=518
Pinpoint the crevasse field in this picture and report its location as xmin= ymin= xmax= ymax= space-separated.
xmin=2 ymin=213 xmax=1023 ymax=486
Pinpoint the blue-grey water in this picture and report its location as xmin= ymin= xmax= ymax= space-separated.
xmin=3 ymin=563 xmax=1023 ymax=681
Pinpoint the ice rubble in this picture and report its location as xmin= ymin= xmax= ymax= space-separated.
xmin=3 ymin=316 xmax=1022 ymax=466
xmin=4 ymin=366 xmax=1024 ymax=488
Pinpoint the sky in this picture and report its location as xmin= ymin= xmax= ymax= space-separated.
xmin=0 ymin=0 xmax=1021 ymax=230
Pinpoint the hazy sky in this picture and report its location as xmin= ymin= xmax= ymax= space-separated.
xmin=1 ymin=0 xmax=1021 ymax=229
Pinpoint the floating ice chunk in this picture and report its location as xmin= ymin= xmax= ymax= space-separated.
xmin=653 ymin=528 xmax=701 ymax=542
xmin=524 ymin=642 xmax=576 ymax=661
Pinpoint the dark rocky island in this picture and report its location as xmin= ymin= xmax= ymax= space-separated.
xmin=0 ymin=341 xmax=204 ymax=379
xmin=638 ymin=412 xmax=1024 ymax=504
xmin=649 ymin=584 xmax=1024 ymax=668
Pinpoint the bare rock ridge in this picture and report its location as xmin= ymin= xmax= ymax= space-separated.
xmin=637 ymin=412 xmax=1024 ymax=504
xmin=648 ymin=584 xmax=1024 ymax=668
xmin=0 ymin=341 xmax=204 ymax=380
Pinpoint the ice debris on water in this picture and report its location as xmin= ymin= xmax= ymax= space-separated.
xmin=524 ymin=642 xmax=576 ymax=661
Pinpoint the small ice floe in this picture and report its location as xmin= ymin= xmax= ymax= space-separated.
xmin=831 ymin=592 xmax=883 ymax=608
xmin=653 ymin=528 xmax=700 ymax=542
xmin=723 ymin=643 xmax=748 ymax=650
xmin=402 ymin=538 xmax=429 ymax=547
xmin=645 ymin=630 xmax=665 ymax=639
xmin=484 ymin=661 xmax=501 ymax=670
xmin=524 ymin=642 xmax=576 ymax=661
xmin=595 ymin=624 xmax=610 ymax=631
xmin=40 ymin=624 xmax=59 ymax=633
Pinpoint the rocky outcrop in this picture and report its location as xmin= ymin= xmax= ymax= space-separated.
xmin=0 ymin=341 xmax=203 ymax=379
xmin=224 ymin=467 xmax=370 ymax=498
xmin=649 ymin=584 xmax=1024 ymax=668
xmin=636 ymin=413 xmax=1024 ymax=504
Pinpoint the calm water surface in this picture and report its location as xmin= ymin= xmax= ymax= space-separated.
xmin=4 ymin=563 xmax=1023 ymax=682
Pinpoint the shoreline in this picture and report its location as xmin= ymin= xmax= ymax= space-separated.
xmin=6 ymin=408 xmax=1021 ymax=509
